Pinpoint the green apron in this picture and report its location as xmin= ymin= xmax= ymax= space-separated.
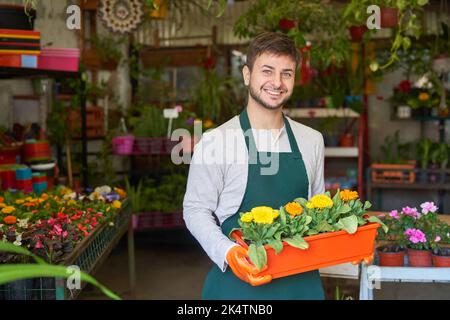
xmin=202 ymin=109 xmax=325 ymax=300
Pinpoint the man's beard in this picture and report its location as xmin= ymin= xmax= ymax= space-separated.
xmin=248 ymin=84 xmax=291 ymax=110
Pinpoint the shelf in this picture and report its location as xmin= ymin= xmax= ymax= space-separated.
xmin=370 ymin=183 xmax=450 ymax=190
xmin=325 ymin=147 xmax=358 ymax=158
xmin=0 ymin=66 xmax=80 ymax=79
xmin=284 ymin=108 xmax=360 ymax=118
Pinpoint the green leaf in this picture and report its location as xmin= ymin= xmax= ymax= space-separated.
xmin=267 ymin=239 xmax=283 ymax=255
xmin=417 ymin=0 xmax=428 ymax=6
xmin=279 ymin=206 xmax=287 ymax=226
xmin=0 ymin=241 xmax=46 ymax=265
xmin=364 ymin=201 xmax=372 ymax=210
xmin=0 ymin=264 xmax=120 ymax=300
xmin=368 ymin=216 xmax=389 ymax=234
xmin=402 ymin=36 xmax=411 ymax=50
xmin=307 ymin=229 xmax=319 ymax=236
xmin=284 ymin=235 xmax=309 ymax=250
xmin=248 ymin=243 xmax=267 ymax=271
xmin=294 ymin=198 xmax=308 ymax=207
xmin=304 ymin=215 xmax=312 ymax=225
xmin=338 ymin=204 xmax=351 ymax=214
xmin=336 ymin=215 xmax=358 ymax=234
xmin=316 ymin=220 xmax=333 ymax=232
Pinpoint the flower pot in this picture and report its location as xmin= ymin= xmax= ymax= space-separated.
xmin=324 ymin=134 xmax=339 ymax=147
xmin=432 ymin=54 xmax=450 ymax=74
xmin=380 ymin=7 xmax=398 ymax=28
xmin=231 ymin=222 xmax=380 ymax=279
xmin=370 ymin=161 xmax=416 ymax=184
xmin=428 ymin=164 xmax=439 ymax=183
xmin=396 ymin=105 xmax=411 ymax=119
xmin=432 ymin=248 xmax=450 ymax=267
xmin=407 ymin=248 xmax=432 ymax=267
xmin=339 ymin=134 xmax=354 ymax=147
xmin=377 ymin=246 xmax=405 ymax=266
xmin=349 ymin=25 xmax=368 ymax=42
xmin=112 ymin=135 xmax=135 ymax=155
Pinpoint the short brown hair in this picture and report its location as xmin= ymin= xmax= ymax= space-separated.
xmin=246 ymin=32 xmax=299 ymax=71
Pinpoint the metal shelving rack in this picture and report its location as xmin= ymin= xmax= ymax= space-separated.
xmin=367 ymin=116 xmax=449 ymax=213
xmin=0 ymin=66 xmax=89 ymax=189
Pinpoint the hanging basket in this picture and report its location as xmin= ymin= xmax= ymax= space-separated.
xmin=99 ymin=0 xmax=144 ymax=34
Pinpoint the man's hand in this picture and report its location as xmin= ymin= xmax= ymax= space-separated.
xmin=226 ymin=246 xmax=272 ymax=286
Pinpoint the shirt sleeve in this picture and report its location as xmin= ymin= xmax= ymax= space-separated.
xmin=183 ymin=134 xmax=239 ymax=272
xmin=311 ymin=133 xmax=325 ymax=195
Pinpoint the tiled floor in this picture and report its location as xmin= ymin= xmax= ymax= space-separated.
xmin=78 ymin=229 xmax=450 ymax=300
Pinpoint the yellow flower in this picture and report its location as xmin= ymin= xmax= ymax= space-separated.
xmin=112 ymin=200 xmax=122 ymax=209
xmin=340 ymin=189 xmax=359 ymax=202
xmin=272 ymin=210 xmax=280 ymax=219
xmin=15 ymin=199 xmax=25 ymax=204
xmin=240 ymin=212 xmax=254 ymax=223
xmin=25 ymin=197 xmax=33 ymax=202
xmin=60 ymin=187 xmax=73 ymax=195
xmin=285 ymin=202 xmax=303 ymax=216
xmin=250 ymin=206 xmax=275 ymax=224
xmin=41 ymin=193 xmax=49 ymax=200
xmin=0 ymin=203 xmax=6 ymax=208
xmin=419 ymin=92 xmax=430 ymax=101
xmin=306 ymin=202 xmax=314 ymax=209
xmin=1 ymin=206 xmax=16 ymax=214
xmin=67 ymin=199 xmax=77 ymax=206
xmin=309 ymin=195 xmax=334 ymax=209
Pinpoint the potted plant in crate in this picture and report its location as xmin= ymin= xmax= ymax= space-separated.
xmin=371 ymin=131 xmax=416 ymax=184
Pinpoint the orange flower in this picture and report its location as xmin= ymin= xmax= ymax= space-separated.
xmin=285 ymin=202 xmax=303 ymax=216
xmin=0 ymin=196 xmax=4 ymax=203
xmin=418 ymin=92 xmax=429 ymax=101
xmin=114 ymin=188 xmax=127 ymax=199
xmin=340 ymin=189 xmax=359 ymax=201
xmin=23 ymin=202 xmax=37 ymax=208
xmin=4 ymin=216 xmax=17 ymax=225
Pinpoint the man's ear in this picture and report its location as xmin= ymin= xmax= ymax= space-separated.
xmin=242 ymin=65 xmax=250 ymax=86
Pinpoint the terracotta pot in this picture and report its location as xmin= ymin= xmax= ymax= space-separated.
xmin=339 ymin=134 xmax=354 ymax=147
xmin=432 ymin=254 xmax=450 ymax=267
xmin=380 ymin=7 xmax=398 ymax=28
xmin=377 ymin=246 xmax=405 ymax=266
xmin=349 ymin=25 xmax=368 ymax=42
xmin=407 ymin=249 xmax=432 ymax=267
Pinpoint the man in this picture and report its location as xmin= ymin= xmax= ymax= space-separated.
xmin=183 ymin=32 xmax=325 ymax=300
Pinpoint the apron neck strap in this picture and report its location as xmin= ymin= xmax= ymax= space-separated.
xmin=239 ymin=108 xmax=300 ymax=153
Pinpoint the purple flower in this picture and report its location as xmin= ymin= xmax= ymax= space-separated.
xmin=389 ymin=210 xmax=400 ymax=219
xmin=186 ymin=117 xmax=195 ymax=125
xmin=404 ymin=228 xmax=427 ymax=244
xmin=435 ymin=236 xmax=441 ymax=242
xmin=402 ymin=206 xmax=420 ymax=219
xmin=105 ymin=192 xmax=120 ymax=202
xmin=420 ymin=202 xmax=438 ymax=215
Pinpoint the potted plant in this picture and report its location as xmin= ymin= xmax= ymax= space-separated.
xmin=371 ymin=131 xmax=416 ymax=183
xmin=388 ymin=80 xmax=413 ymax=119
xmin=416 ymin=138 xmax=434 ymax=183
xmin=376 ymin=210 xmax=407 ymax=266
xmin=431 ymin=222 xmax=450 ymax=267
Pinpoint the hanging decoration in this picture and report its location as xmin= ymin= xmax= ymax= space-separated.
xmin=99 ymin=0 xmax=144 ymax=34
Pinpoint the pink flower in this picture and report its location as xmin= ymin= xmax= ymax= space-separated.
xmin=35 ymin=240 xmax=43 ymax=249
xmin=62 ymin=231 xmax=68 ymax=239
xmin=420 ymin=202 xmax=438 ymax=215
xmin=389 ymin=210 xmax=400 ymax=219
xmin=402 ymin=206 xmax=420 ymax=219
xmin=404 ymin=228 xmax=427 ymax=244
xmin=435 ymin=236 xmax=441 ymax=242
xmin=47 ymin=218 xmax=56 ymax=226
xmin=53 ymin=224 xmax=62 ymax=236
xmin=174 ymin=105 xmax=183 ymax=113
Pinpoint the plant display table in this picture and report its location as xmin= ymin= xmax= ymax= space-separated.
xmin=0 ymin=203 xmax=135 ymax=300
xmin=359 ymin=262 xmax=450 ymax=300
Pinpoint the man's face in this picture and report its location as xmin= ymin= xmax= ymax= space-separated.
xmin=243 ymin=52 xmax=296 ymax=110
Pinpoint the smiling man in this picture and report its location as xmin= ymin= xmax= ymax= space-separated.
xmin=183 ymin=32 xmax=325 ymax=300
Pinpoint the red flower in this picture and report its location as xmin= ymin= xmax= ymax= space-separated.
xmin=396 ymin=80 xmax=411 ymax=92
xmin=202 ymin=57 xmax=215 ymax=70
xmin=57 ymin=212 xmax=68 ymax=220
xmin=87 ymin=208 xmax=93 ymax=213
xmin=279 ymin=18 xmax=297 ymax=31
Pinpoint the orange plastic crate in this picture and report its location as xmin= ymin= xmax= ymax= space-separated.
xmin=231 ymin=222 xmax=380 ymax=279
